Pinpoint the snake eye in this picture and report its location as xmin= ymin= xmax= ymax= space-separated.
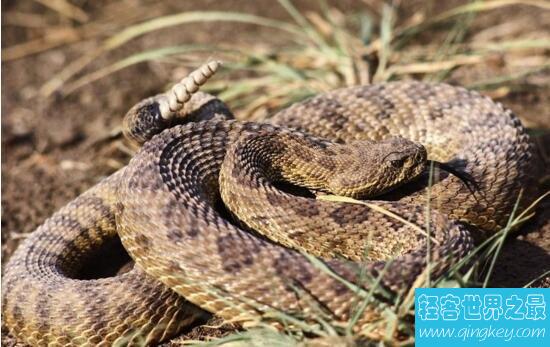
xmin=389 ymin=158 xmax=404 ymax=168
xmin=383 ymin=151 xmax=406 ymax=168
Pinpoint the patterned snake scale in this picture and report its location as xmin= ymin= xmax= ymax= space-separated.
xmin=2 ymin=62 xmax=536 ymax=346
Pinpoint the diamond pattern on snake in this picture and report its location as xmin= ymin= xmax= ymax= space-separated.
xmin=2 ymin=62 xmax=537 ymax=346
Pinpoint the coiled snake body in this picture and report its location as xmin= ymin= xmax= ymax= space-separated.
xmin=2 ymin=62 xmax=535 ymax=346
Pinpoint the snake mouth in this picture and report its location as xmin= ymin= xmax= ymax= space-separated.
xmin=429 ymin=160 xmax=479 ymax=193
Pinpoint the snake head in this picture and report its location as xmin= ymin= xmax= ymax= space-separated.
xmin=328 ymin=136 xmax=427 ymax=198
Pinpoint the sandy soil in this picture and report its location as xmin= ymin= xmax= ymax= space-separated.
xmin=2 ymin=0 xmax=549 ymax=345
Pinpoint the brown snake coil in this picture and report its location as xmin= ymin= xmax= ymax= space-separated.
xmin=2 ymin=62 xmax=536 ymax=346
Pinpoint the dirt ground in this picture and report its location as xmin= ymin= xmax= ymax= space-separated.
xmin=2 ymin=0 xmax=549 ymax=345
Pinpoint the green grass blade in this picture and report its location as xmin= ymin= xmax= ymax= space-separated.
xmin=424 ymin=161 xmax=435 ymax=287
xmin=277 ymin=0 xmax=331 ymax=51
xmin=482 ymin=190 xmax=523 ymax=288
xmin=63 ymin=45 xmax=225 ymax=94
xmin=433 ymin=0 xmax=550 ymax=23
xmin=105 ymin=11 xmax=307 ymax=49
xmin=523 ymin=270 xmax=550 ymax=288
xmin=373 ymin=3 xmax=395 ymax=82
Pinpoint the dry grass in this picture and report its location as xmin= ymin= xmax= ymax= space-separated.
xmin=19 ymin=0 xmax=548 ymax=121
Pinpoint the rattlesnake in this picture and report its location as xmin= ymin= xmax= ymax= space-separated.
xmin=2 ymin=62 xmax=536 ymax=346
